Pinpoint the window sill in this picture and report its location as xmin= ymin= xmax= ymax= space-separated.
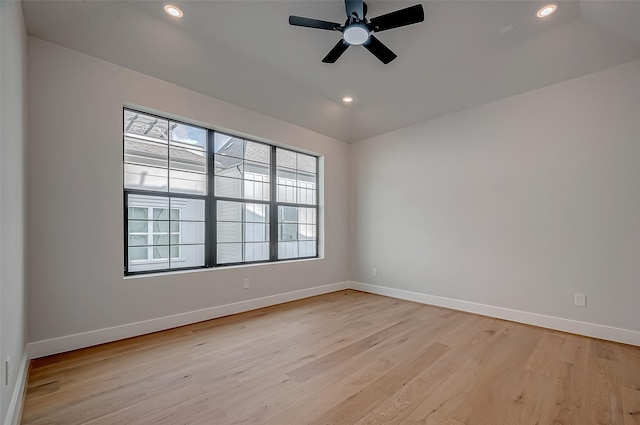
xmin=123 ymin=256 xmax=323 ymax=280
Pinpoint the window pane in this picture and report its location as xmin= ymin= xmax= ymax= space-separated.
xmin=170 ymin=198 xmax=204 ymax=221
xmin=276 ymin=168 xmax=297 ymax=203
xmin=215 ymin=154 xmax=243 ymax=178
xmin=153 ymin=208 xmax=170 ymax=220
xmin=153 ymin=246 xmax=171 ymax=259
xmin=297 ymin=171 xmax=316 ymax=187
xmin=275 ymin=149 xmax=317 ymax=204
xmin=215 ymin=176 xmax=242 ymax=198
xmin=124 ymin=164 xmax=168 ymax=191
xmin=179 ymin=222 xmax=206 ymax=245
xmin=244 ymin=181 xmax=270 ymax=201
xmin=277 ymin=184 xmax=296 ymax=204
xmin=298 ymin=207 xmax=316 ymax=224
xmin=276 ymin=206 xmax=317 ymax=260
xmin=153 ymin=221 xmax=169 ymax=233
xmin=217 ymin=200 xmax=243 ymax=222
xmin=245 ymin=242 xmax=269 ymax=262
xmin=128 ymin=207 xmax=148 ymax=220
xmin=279 ymin=223 xmax=298 ymax=241
xmin=276 ymin=167 xmax=297 ymax=182
xmin=128 ymin=220 xmax=148 ymax=233
xmin=297 ymin=153 xmax=317 ymax=173
xmin=170 ymin=146 xmax=207 ymax=174
xmin=126 ymin=193 xmax=206 ymax=273
xmin=218 ymin=222 xmax=242 ymax=243
xmin=297 ymin=188 xmax=317 ymax=205
xmin=215 ymin=201 xmax=270 ymax=265
xmin=245 ymin=141 xmax=270 ymax=164
xmin=129 ymin=246 xmax=148 ymax=260
xmin=127 ymin=194 xmax=170 ymax=268
xmin=124 ymin=110 xmax=168 ymax=143
xmin=278 ymin=242 xmax=298 ymax=259
xmin=299 ymin=224 xmax=317 ymax=240
xmin=169 ymin=169 xmax=207 ymax=195
xmin=170 ymin=122 xmax=207 ymax=150
xmin=124 ymin=136 xmax=168 ymax=168
xmin=129 ymin=235 xmax=148 ymax=246
xmin=171 ymin=244 xmax=205 ymax=269
xmin=245 ymin=161 xmax=270 ymax=181
xmin=276 ymin=148 xmax=296 ymax=169
xmin=246 ymin=203 xmax=268 ymax=223
xmin=217 ymin=243 xmax=242 ymax=264
xmin=245 ymin=223 xmax=269 ymax=242
xmin=280 ymin=206 xmax=297 ymax=222
xmin=299 ymin=241 xmax=317 ymax=257
xmin=214 ymin=133 xmax=243 ymax=157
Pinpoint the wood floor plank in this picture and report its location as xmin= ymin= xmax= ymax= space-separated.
xmin=524 ymin=331 xmax=565 ymax=377
xmin=621 ymin=387 xmax=640 ymax=425
xmin=21 ymin=290 xmax=640 ymax=425
xmin=587 ymin=354 xmax=625 ymax=424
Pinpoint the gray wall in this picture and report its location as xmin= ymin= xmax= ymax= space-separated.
xmin=0 ymin=0 xmax=28 ymax=422
xmin=27 ymin=37 xmax=350 ymax=343
xmin=350 ymin=58 xmax=640 ymax=332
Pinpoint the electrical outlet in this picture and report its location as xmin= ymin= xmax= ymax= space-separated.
xmin=575 ymin=293 xmax=586 ymax=307
xmin=243 ymin=278 xmax=250 ymax=289
xmin=372 ymin=268 xmax=377 ymax=277
xmin=5 ymin=358 xmax=9 ymax=386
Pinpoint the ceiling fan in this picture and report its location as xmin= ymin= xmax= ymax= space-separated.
xmin=288 ymin=0 xmax=425 ymax=64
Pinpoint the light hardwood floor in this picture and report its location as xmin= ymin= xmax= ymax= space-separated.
xmin=22 ymin=290 xmax=640 ymax=425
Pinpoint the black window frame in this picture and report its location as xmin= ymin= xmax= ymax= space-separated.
xmin=123 ymin=108 xmax=319 ymax=276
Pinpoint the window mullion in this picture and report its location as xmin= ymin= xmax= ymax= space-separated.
xmin=270 ymin=145 xmax=278 ymax=261
xmin=146 ymin=207 xmax=152 ymax=260
xmin=207 ymin=129 xmax=216 ymax=267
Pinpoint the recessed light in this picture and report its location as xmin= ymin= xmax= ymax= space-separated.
xmin=537 ymin=4 xmax=557 ymax=18
xmin=342 ymin=96 xmax=354 ymax=104
xmin=164 ymin=4 xmax=183 ymax=18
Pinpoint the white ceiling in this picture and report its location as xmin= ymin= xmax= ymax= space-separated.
xmin=22 ymin=0 xmax=640 ymax=143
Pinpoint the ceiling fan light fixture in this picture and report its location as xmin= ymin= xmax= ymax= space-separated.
xmin=343 ymin=24 xmax=370 ymax=45
xmin=164 ymin=4 xmax=183 ymax=18
xmin=536 ymin=4 xmax=557 ymax=18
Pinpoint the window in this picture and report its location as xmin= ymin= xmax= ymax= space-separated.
xmin=124 ymin=108 xmax=319 ymax=274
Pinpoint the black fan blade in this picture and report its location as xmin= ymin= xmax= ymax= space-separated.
xmin=345 ymin=0 xmax=364 ymax=21
xmin=322 ymin=40 xmax=350 ymax=63
xmin=289 ymin=16 xmax=341 ymax=31
xmin=363 ymin=35 xmax=397 ymax=64
xmin=370 ymin=4 xmax=425 ymax=32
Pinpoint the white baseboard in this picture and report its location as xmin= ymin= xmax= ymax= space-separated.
xmin=3 ymin=350 xmax=29 ymax=425
xmin=28 ymin=281 xmax=350 ymax=358
xmin=27 ymin=279 xmax=640 ymax=359
xmin=350 ymin=281 xmax=640 ymax=347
